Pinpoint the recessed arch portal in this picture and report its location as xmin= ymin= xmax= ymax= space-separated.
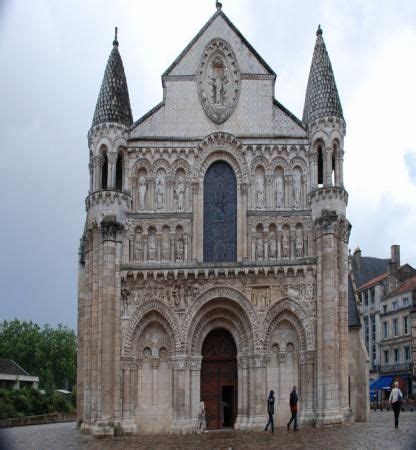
xmin=201 ymin=328 xmax=237 ymax=429
xmin=203 ymin=161 xmax=237 ymax=262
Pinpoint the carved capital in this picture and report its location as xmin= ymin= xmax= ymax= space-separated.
xmin=101 ymin=216 xmax=123 ymax=240
xmin=315 ymin=210 xmax=338 ymax=235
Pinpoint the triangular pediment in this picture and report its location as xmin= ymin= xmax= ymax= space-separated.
xmin=163 ymin=10 xmax=275 ymax=77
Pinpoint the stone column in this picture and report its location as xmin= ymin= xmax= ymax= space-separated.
xmin=171 ymin=356 xmax=192 ymax=433
xmin=190 ymin=357 xmax=202 ymax=430
xmin=266 ymin=175 xmax=273 ymax=209
xmin=92 ymin=219 xmax=123 ymax=435
xmin=299 ymin=350 xmax=315 ymax=425
xmin=284 ymin=175 xmax=291 ymax=208
xmin=277 ymin=232 xmax=282 ymax=260
xmin=107 ymin=152 xmax=117 ymax=190
xmin=122 ymin=159 xmax=129 ymax=193
xmin=167 ymin=176 xmax=174 ymax=212
xmin=240 ymin=183 xmax=248 ymax=260
xmin=191 ymin=181 xmax=202 ymax=261
xmin=185 ymin=180 xmax=191 ymax=212
xmin=248 ymin=355 xmax=267 ymax=430
xmin=264 ymin=231 xmax=269 ymax=260
xmin=310 ymin=153 xmax=318 ymax=189
xmin=338 ymin=219 xmax=350 ymax=416
xmin=314 ymin=211 xmax=342 ymax=425
xmin=170 ymin=233 xmax=176 ymax=262
xmin=336 ymin=150 xmax=344 ymax=187
xmin=92 ymin=155 xmax=103 ymax=191
xmin=324 ymin=147 xmax=333 ymax=187
xmin=235 ymin=356 xmax=249 ymax=430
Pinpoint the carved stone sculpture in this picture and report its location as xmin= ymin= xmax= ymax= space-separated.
xmin=282 ymin=232 xmax=290 ymax=258
xmin=156 ymin=176 xmax=165 ymax=210
xmin=256 ymin=236 xmax=264 ymax=259
xmin=256 ymin=177 xmax=265 ymax=209
xmin=197 ymin=39 xmax=241 ymax=123
xmin=134 ymin=231 xmax=143 ymax=262
xmin=138 ymin=175 xmax=147 ymax=211
xmin=148 ymin=234 xmax=156 ymax=260
xmin=269 ymin=234 xmax=277 ymax=259
xmin=293 ymin=172 xmax=301 ymax=209
xmin=275 ymin=176 xmax=284 ymax=208
xmin=174 ymin=176 xmax=185 ymax=211
xmin=176 ymin=238 xmax=184 ymax=262
xmin=161 ymin=233 xmax=170 ymax=261
xmin=295 ymin=228 xmax=303 ymax=258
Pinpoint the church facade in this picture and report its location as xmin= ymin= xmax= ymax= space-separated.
xmin=77 ymin=4 xmax=367 ymax=435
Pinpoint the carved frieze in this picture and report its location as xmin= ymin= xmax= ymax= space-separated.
xmin=197 ymin=39 xmax=241 ymax=123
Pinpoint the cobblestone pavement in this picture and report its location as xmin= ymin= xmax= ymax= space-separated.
xmin=1 ymin=411 xmax=416 ymax=450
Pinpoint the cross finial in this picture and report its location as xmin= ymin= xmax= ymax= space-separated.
xmin=316 ymin=24 xmax=323 ymax=36
xmin=113 ymin=26 xmax=119 ymax=46
xmin=216 ymin=1 xmax=222 ymax=11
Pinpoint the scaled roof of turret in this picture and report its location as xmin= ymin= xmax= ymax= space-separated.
xmin=302 ymin=25 xmax=343 ymax=125
xmin=92 ymin=29 xmax=133 ymax=128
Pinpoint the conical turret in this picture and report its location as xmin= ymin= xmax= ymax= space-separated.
xmin=91 ymin=28 xmax=133 ymax=128
xmin=302 ymin=25 xmax=343 ymax=125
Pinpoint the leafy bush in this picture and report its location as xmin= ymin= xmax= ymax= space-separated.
xmin=0 ymin=388 xmax=75 ymax=419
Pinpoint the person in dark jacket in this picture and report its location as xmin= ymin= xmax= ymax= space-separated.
xmin=287 ymin=386 xmax=298 ymax=430
xmin=264 ymin=390 xmax=275 ymax=433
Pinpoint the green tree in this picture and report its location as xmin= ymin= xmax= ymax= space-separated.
xmin=0 ymin=320 xmax=76 ymax=389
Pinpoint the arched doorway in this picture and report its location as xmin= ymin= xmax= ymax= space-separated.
xmin=201 ymin=328 xmax=237 ymax=429
xmin=203 ymin=161 xmax=237 ymax=262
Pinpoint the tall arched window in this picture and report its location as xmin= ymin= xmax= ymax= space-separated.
xmin=101 ymin=152 xmax=108 ymax=190
xmin=317 ymin=146 xmax=323 ymax=186
xmin=203 ymin=161 xmax=237 ymax=262
xmin=115 ymin=153 xmax=123 ymax=191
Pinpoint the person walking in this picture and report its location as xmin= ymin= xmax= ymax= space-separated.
xmin=287 ymin=386 xmax=298 ymax=430
xmin=389 ymin=381 xmax=403 ymax=428
xmin=197 ymin=401 xmax=206 ymax=433
xmin=264 ymin=390 xmax=275 ymax=433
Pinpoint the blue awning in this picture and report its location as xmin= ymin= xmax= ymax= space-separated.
xmin=370 ymin=375 xmax=394 ymax=390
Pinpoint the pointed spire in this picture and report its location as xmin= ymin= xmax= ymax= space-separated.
xmin=302 ymin=25 xmax=343 ymax=125
xmin=91 ymin=28 xmax=133 ymax=129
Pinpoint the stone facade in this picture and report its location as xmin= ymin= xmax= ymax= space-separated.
xmin=77 ymin=5 xmax=363 ymax=435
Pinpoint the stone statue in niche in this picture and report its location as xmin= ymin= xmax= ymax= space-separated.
xmin=156 ymin=176 xmax=165 ymax=210
xmin=138 ymin=175 xmax=147 ymax=211
xmin=134 ymin=231 xmax=143 ymax=262
xmin=282 ymin=231 xmax=290 ymax=258
xmin=161 ymin=234 xmax=170 ymax=261
xmin=256 ymin=177 xmax=265 ymax=209
xmin=275 ymin=177 xmax=284 ymax=208
xmin=174 ymin=176 xmax=185 ymax=211
xmin=176 ymin=238 xmax=184 ymax=262
xmin=148 ymin=234 xmax=156 ymax=261
xmin=269 ymin=234 xmax=277 ymax=259
xmin=256 ymin=236 xmax=264 ymax=260
xmin=293 ymin=171 xmax=302 ymax=208
xmin=295 ymin=228 xmax=304 ymax=258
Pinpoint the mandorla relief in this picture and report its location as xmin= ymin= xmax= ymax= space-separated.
xmin=197 ymin=39 xmax=241 ymax=124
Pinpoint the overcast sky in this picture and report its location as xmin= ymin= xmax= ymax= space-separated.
xmin=1 ymin=0 xmax=416 ymax=331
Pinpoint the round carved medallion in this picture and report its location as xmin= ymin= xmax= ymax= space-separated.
xmin=197 ymin=38 xmax=241 ymax=124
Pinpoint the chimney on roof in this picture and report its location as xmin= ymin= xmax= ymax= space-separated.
xmin=389 ymin=244 xmax=400 ymax=273
xmin=353 ymin=247 xmax=361 ymax=272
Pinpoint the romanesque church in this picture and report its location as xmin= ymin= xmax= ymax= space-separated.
xmin=77 ymin=4 xmax=368 ymax=435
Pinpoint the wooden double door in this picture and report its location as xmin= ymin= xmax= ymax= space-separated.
xmin=200 ymin=328 xmax=237 ymax=429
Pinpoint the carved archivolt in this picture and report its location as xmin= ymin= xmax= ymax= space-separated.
xmin=195 ymin=133 xmax=248 ymax=182
xmin=149 ymin=158 xmax=171 ymax=177
xmin=123 ymin=300 xmax=181 ymax=355
xmin=263 ymin=298 xmax=315 ymax=351
xmin=181 ymin=286 xmax=261 ymax=353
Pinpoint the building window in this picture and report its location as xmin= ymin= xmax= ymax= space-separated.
xmin=364 ymin=317 xmax=369 ymax=349
xmin=371 ymin=344 xmax=377 ymax=368
xmin=371 ymin=316 xmax=376 ymax=341
xmin=394 ymin=348 xmax=399 ymax=363
xmin=404 ymin=316 xmax=409 ymax=334
xmin=363 ymin=291 xmax=368 ymax=306
xmin=393 ymin=318 xmax=398 ymax=337
xmin=384 ymin=350 xmax=389 ymax=364
xmin=405 ymin=346 xmax=410 ymax=361
xmin=382 ymin=304 xmax=387 ymax=314
xmin=370 ymin=287 xmax=375 ymax=304
xmin=402 ymin=297 xmax=409 ymax=307
xmin=392 ymin=300 xmax=398 ymax=310
xmin=383 ymin=321 xmax=388 ymax=339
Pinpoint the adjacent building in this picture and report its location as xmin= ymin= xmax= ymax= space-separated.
xmin=0 ymin=358 xmax=39 ymax=390
xmin=350 ymin=246 xmax=415 ymax=399
xmin=77 ymin=4 xmax=368 ymax=435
